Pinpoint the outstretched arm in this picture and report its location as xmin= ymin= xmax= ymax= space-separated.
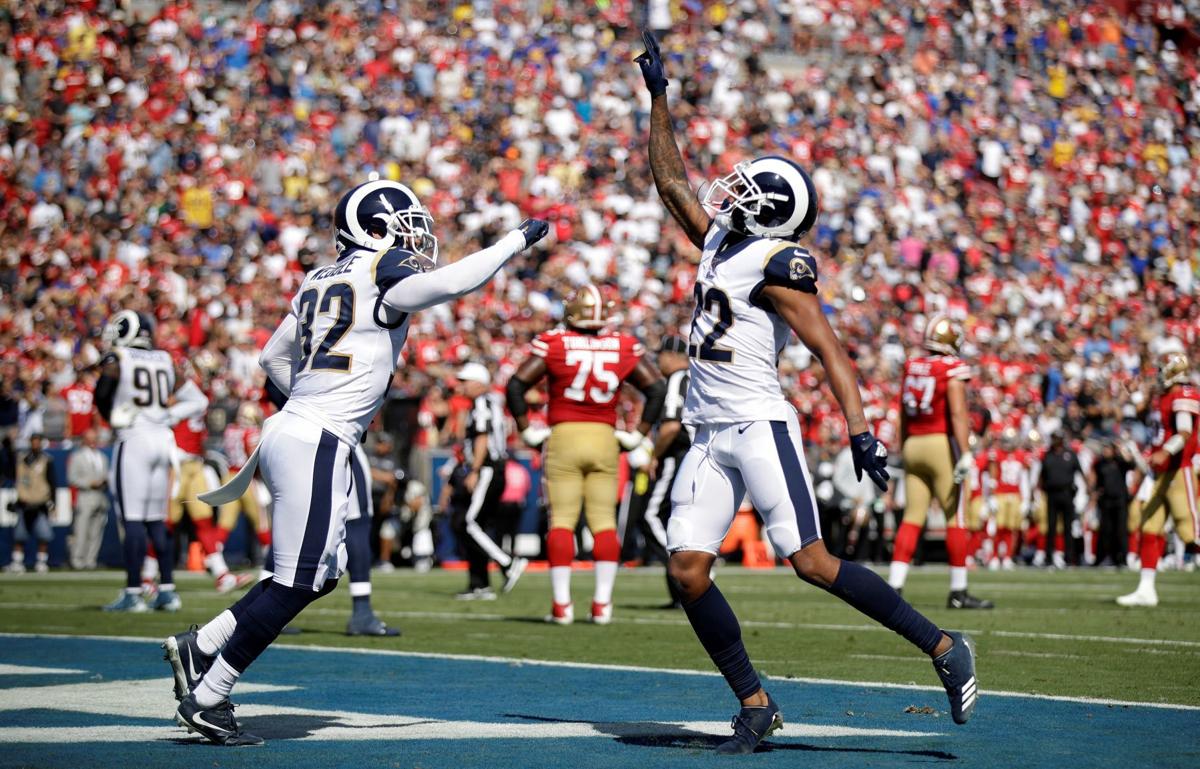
xmin=637 ymin=31 xmax=711 ymax=248
xmin=382 ymin=221 xmax=548 ymax=313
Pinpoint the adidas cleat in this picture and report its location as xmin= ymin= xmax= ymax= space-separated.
xmin=175 ymin=693 xmax=263 ymax=746
xmin=947 ymin=590 xmax=994 ymax=609
xmin=153 ymin=590 xmax=182 ymax=612
xmin=163 ymin=625 xmax=215 ymax=701
xmin=502 ymin=556 xmax=528 ymax=594
xmin=589 ymin=601 xmax=612 ymax=625
xmin=546 ymin=601 xmax=574 ymax=625
xmin=933 ymin=631 xmax=978 ymax=724
xmin=103 ymin=591 xmax=149 ymax=613
xmin=715 ymin=693 xmax=783 ymax=754
xmin=346 ymin=612 xmax=401 ymax=636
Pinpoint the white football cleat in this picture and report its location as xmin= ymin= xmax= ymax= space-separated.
xmin=1001 ymin=557 xmax=1015 ymax=571
xmin=1116 ymin=586 xmax=1158 ymax=607
xmin=1051 ymin=552 xmax=1066 ymax=570
xmin=986 ymin=558 xmax=1000 ymax=571
xmin=1126 ymin=552 xmax=1140 ymax=570
xmin=1032 ymin=550 xmax=1046 ymax=567
xmin=545 ymin=602 xmax=574 ymax=625
xmin=590 ymin=601 xmax=612 ymax=625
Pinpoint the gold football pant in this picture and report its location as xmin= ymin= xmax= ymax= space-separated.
xmin=219 ymin=474 xmax=267 ymax=534
xmin=169 ymin=457 xmax=218 ymax=525
xmin=545 ymin=422 xmax=619 ymax=534
xmin=902 ymin=434 xmax=967 ymax=528
xmin=1139 ymin=468 xmax=1198 ymax=543
xmin=994 ymin=493 xmax=1023 ymax=530
xmin=967 ymin=497 xmax=983 ymax=531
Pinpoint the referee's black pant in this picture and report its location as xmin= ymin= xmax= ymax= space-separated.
xmin=451 ymin=461 xmax=509 ymax=590
xmin=621 ymin=454 xmax=683 ymax=606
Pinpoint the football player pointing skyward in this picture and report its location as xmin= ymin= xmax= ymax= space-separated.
xmin=636 ymin=30 xmax=979 ymax=754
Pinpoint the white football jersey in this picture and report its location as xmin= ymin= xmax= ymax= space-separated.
xmin=110 ymin=347 xmax=175 ymax=436
xmin=281 ymin=246 xmax=416 ymax=446
xmin=683 ymin=223 xmax=820 ymax=426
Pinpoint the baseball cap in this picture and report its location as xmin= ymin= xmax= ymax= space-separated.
xmin=658 ymin=335 xmax=688 ymax=354
xmin=456 ymin=362 xmax=492 ymax=385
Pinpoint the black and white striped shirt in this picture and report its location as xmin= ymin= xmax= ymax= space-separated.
xmin=660 ymin=369 xmax=693 ymax=458
xmin=465 ymin=392 xmax=508 ymax=464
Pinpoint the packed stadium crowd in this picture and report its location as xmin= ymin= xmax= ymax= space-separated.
xmin=1 ymin=0 xmax=1199 ymax=572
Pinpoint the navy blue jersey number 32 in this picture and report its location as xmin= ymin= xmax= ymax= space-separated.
xmin=297 ymin=283 xmax=355 ymax=372
xmin=691 ymin=284 xmax=734 ymax=363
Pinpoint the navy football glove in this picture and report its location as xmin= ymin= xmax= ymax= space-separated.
xmin=850 ymin=431 xmax=890 ymax=492
xmin=634 ymin=30 xmax=668 ymax=97
xmin=516 ymin=219 xmax=549 ymax=248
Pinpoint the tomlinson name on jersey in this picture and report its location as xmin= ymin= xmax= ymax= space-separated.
xmin=562 ymin=335 xmax=623 ymax=351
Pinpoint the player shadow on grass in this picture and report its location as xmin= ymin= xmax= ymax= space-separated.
xmin=503 ymin=713 xmax=957 ymax=759
xmin=171 ymin=714 xmax=441 ymax=744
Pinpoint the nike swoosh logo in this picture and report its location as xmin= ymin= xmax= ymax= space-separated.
xmin=186 ymin=651 xmax=202 ymax=682
xmin=737 ymin=424 xmax=751 ymax=434
xmin=191 ymin=710 xmax=228 ymax=734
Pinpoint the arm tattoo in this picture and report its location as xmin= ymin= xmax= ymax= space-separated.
xmin=648 ymin=95 xmax=711 ymax=247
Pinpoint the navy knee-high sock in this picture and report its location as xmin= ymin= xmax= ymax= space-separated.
xmin=222 ymin=579 xmax=338 ymax=673
xmin=228 ymin=578 xmax=271 ymax=621
xmin=146 ymin=521 xmax=173 ymax=586
xmin=683 ymin=583 xmax=761 ymax=700
xmin=826 ymin=560 xmax=943 ymax=654
xmin=122 ymin=522 xmax=147 ymax=589
xmin=346 ymin=515 xmax=372 ymax=613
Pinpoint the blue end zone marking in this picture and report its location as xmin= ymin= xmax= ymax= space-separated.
xmin=0 ymin=636 xmax=1194 ymax=769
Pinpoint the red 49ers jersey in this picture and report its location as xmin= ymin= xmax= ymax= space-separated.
xmin=223 ymin=424 xmax=261 ymax=472
xmin=970 ymin=452 xmax=988 ymax=500
xmin=989 ymin=449 xmax=1029 ymax=495
xmin=173 ymin=415 xmax=207 ymax=457
xmin=901 ymin=355 xmax=971 ymax=438
xmin=61 ymin=382 xmax=95 ymax=437
xmin=531 ymin=328 xmax=644 ymax=426
xmin=1155 ymin=384 xmax=1200 ymax=469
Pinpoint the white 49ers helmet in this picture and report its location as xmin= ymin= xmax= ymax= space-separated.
xmin=564 ymin=284 xmax=612 ymax=331
xmin=923 ymin=314 xmax=963 ymax=356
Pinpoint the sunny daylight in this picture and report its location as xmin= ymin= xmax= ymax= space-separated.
xmin=0 ymin=0 xmax=1198 ymax=768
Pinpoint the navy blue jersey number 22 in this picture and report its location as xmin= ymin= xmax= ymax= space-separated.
xmin=297 ymin=283 xmax=355 ymax=372
xmin=691 ymin=284 xmax=734 ymax=363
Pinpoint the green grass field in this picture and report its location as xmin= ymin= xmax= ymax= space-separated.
xmin=2 ymin=566 xmax=1198 ymax=706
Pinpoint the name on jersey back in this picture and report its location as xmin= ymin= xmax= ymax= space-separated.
xmin=561 ymin=335 xmax=622 ymax=351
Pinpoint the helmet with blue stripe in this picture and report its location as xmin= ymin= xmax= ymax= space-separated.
xmin=702 ymin=156 xmax=819 ymax=241
xmin=333 ymin=178 xmax=438 ymax=270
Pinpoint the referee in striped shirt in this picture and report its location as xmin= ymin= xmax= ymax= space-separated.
xmin=629 ymin=336 xmax=692 ymax=608
xmin=452 ymin=362 xmax=527 ymax=600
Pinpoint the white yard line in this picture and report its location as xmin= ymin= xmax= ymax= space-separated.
xmin=2 ymin=631 xmax=1196 ymax=712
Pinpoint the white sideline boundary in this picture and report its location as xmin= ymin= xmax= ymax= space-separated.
xmin=4 ymin=602 xmax=1200 ymax=650
xmin=1 ymin=632 xmax=1196 ymax=712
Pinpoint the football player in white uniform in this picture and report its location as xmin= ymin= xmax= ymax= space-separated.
xmin=95 ymin=311 xmax=208 ymax=613
xmin=161 ymin=177 xmax=548 ymax=746
xmin=637 ymin=32 xmax=978 ymax=754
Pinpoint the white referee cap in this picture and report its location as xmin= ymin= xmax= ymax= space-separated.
xmin=456 ymin=362 xmax=492 ymax=386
